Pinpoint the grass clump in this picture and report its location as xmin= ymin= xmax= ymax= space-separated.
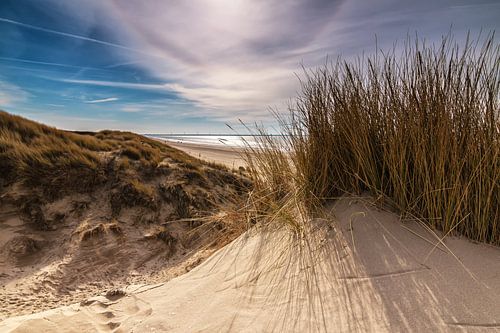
xmin=0 ymin=111 xmax=205 ymax=197
xmin=0 ymin=112 xmax=103 ymax=194
xmin=245 ymin=33 xmax=499 ymax=244
xmin=158 ymin=183 xmax=191 ymax=218
xmin=110 ymin=179 xmax=157 ymax=215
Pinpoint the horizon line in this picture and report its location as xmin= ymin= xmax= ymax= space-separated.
xmin=145 ymin=133 xmax=283 ymax=136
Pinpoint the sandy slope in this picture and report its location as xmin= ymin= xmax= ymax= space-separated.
xmin=2 ymin=197 xmax=499 ymax=332
xmin=0 ymin=191 xmax=218 ymax=320
xmin=0 ymin=136 xmax=250 ymax=321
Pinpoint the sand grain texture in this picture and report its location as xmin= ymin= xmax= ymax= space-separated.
xmin=2 ymin=198 xmax=499 ymax=332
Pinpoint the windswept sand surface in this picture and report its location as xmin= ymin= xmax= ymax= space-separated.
xmin=2 ymin=197 xmax=499 ymax=332
xmin=0 ymin=193 xmax=217 ymax=320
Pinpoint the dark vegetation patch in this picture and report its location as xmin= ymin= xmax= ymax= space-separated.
xmin=70 ymin=200 xmax=91 ymax=217
xmin=158 ymin=183 xmax=191 ymax=219
xmin=110 ymin=179 xmax=158 ymax=216
xmin=182 ymin=170 xmax=207 ymax=187
xmin=18 ymin=196 xmax=48 ymax=230
xmin=105 ymin=289 xmax=127 ymax=301
xmin=205 ymin=168 xmax=251 ymax=191
xmin=144 ymin=227 xmax=177 ymax=255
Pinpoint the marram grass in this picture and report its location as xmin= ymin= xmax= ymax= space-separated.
xmin=244 ymin=33 xmax=499 ymax=245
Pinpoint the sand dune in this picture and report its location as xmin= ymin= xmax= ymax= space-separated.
xmin=0 ymin=188 xmax=223 ymax=320
xmin=2 ymin=197 xmax=499 ymax=332
xmin=0 ymin=113 xmax=250 ymax=323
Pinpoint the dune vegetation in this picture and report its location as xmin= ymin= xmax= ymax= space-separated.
xmin=0 ymin=111 xmax=250 ymax=317
xmin=244 ymin=33 xmax=499 ymax=245
xmin=0 ymin=109 xmax=250 ymax=235
xmin=0 ymin=111 xmax=212 ymax=195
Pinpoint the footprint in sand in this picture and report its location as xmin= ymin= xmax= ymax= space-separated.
xmin=79 ymin=289 xmax=153 ymax=332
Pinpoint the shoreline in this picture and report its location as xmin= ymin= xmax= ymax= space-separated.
xmin=161 ymin=140 xmax=247 ymax=169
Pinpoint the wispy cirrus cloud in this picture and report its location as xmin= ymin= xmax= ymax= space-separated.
xmin=29 ymin=0 xmax=337 ymax=121
xmin=66 ymin=0 xmax=499 ymax=121
xmin=1 ymin=0 xmax=498 ymax=132
xmin=104 ymin=0 xmax=346 ymax=117
xmin=85 ymin=97 xmax=118 ymax=104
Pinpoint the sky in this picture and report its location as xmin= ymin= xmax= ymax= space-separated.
xmin=0 ymin=0 xmax=498 ymax=133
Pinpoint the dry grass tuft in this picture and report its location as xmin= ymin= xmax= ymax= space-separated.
xmin=144 ymin=226 xmax=177 ymax=254
xmin=0 ymin=111 xmax=207 ymax=197
xmin=158 ymin=183 xmax=191 ymax=218
xmin=78 ymin=221 xmax=123 ymax=241
xmin=80 ymin=224 xmax=106 ymax=241
xmin=110 ymin=179 xmax=158 ymax=216
xmin=244 ymin=33 xmax=499 ymax=244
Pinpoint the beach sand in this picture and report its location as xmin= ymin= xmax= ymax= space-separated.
xmin=165 ymin=141 xmax=246 ymax=169
xmin=1 ymin=144 xmax=500 ymax=332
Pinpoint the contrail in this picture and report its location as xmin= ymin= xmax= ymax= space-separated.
xmin=0 ymin=56 xmax=81 ymax=68
xmin=0 ymin=17 xmax=143 ymax=54
xmin=0 ymin=56 xmax=113 ymax=72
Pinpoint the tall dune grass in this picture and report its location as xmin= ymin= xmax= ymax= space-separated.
xmin=244 ymin=33 xmax=499 ymax=245
xmin=0 ymin=111 xmax=203 ymax=197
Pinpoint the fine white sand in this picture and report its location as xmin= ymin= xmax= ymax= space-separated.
xmin=166 ymin=141 xmax=246 ymax=169
xmin=2 ymin=196 xmax=499 ymax=332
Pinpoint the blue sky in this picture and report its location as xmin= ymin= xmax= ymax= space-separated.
xmin=0 ymin=0 xmax=498 ymax=133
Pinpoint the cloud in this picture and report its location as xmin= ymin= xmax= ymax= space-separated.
xmin=99 ymin=0 xmax=499 ymax=122
xmin=120 ymin=99 xmax=190 ymax=113
xmin=56 ymin=0 xmax=345 ymax=119
xmin=121 ymin=105 xmax=141 ymax=113
xmin=85 ymin=97 xmax=119 ymax=103
xmin=4 ymin=0 xmax=499 ymax=130
xmin=0 ymin=80 xmax=30 ymax=107
xmin=105 ymin=60 xmax=140 ymax=68
xmin=0 ymin=56 xmax=125 ymax=75
xmin=59 ymin=78 xmax=167 ymax=90
xmin=0 ymin=17 xmax=140 ymax=54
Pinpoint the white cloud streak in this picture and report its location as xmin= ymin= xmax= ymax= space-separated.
xmin=60 ymin=78 xmax=167 ymax=90
xmin=85 ymin=97 xmax=119 ymax=104
xmin=32 ymin=0 xmax=500 ymax=124
xmin=97 ymin=0 xmax=348 ymax=119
